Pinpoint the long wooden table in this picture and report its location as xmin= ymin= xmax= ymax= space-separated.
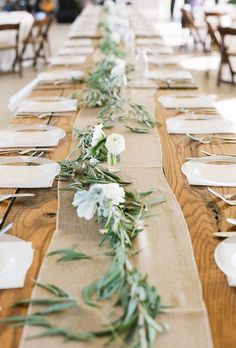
xmin=1 ymin=24 xmax=236 ymax=348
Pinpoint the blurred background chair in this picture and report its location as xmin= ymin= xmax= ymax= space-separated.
xmin=0 ymin=23 xmax=22 ymax=76
xmin=218 ymin=26 xmax=236 ymax=85
xmin=21 ymin=15 xmax=53 ymax=68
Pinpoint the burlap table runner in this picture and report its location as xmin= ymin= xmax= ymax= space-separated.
xmin=19 ymin=89 xmax=213 ymax=348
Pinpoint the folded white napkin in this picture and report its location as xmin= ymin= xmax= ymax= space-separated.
xmin=59 ymin=46 xmax=94 ymax=56
xmin=8 ymin=78 xmax=39 ymax=111
xmin=147 ymin=70 xmax=192 ymax=81
xmin=68 ymin=31 xmax=97 ymax=38
xmin=17 ymin=97 xmax=77 ymax=113
xmin=0 ymin=124 xmax=65 ymax=147
xmin=182 ymin=157 xmax=236 ymax=187
xmin=159 ymin=94 xmax=215 ymax=109
xmin=147 ymin=46 xmax=174 ymax=55
xmin=49 ymin=56 xmax=86 ymax=66
xmin=136 ymin=38 xmax=164 ymax=46
xmin=37 ymin=70 xmax=83 ymax=82
xmin=214 ymin=236 xmax=236 ymax=287
xmin=0 ymin=156 xmax=60 ymax=188
xmin=167 ymin=116 xmax=235 ymax=134
xmin=148 ymin=55 xmax=179 ymax=65
xmin=0 ymin=235 xmax=33 ymax=289
xmin=64 ymin=39 xmax=93 ymax=46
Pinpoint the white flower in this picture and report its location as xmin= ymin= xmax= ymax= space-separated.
xmin=72 ymin=183 xmax=125 ymax=221
xmin=91 ymin=124 xmax=105 ymax=147
xmin=111 ymin=58 xmax=126 ymax=78
xmin=95 ymin=183 xmax=125 ymax=205
xmin=110 ymin=31 xmax=121 ymax=44
xmin=105 ymin=133 xmax=125 ymax=155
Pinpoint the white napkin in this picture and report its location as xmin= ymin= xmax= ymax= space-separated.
xmin=147 ymin=46 xmax=174 ymax=55
xmin=0 ymin=124 xmax=65 ymax=147
xmin=214 ymin=237 xmax=236 ymax=286
xmin=0 ymin=156 xmax=60 ymax=188
xmin=64 ymin=38 xmax=93 ymax=46
xmin=0 ymin=235 xmax=33 ymax=289
xmin=136 ymin=38 xmax=164 ymax=46
xmin=166 ymin=116 xmax=235 ymax=134
xmin=17 ymin=97 xmax=77 ymax=113
xmin=68 ymin=31 xmax=97 ymax=38
xmin=148 ymin=55 xmax=179 ymax=65
xmin=147 ymin=70 xmax=192 ymax=81
xmin=49 ymin=56 xmax=86 ymax=66
xmin=37 ymin=70 xmax=83 ymax=82
xmin=59 ymin=47 xmax=94 ymax=56
xmin=182 ymin=157 xmax=236 ymax=187
xmin=8 ymin=78 xmax=39 ymax=111
xmin=159 ymin=94 xmax=215 ymax=109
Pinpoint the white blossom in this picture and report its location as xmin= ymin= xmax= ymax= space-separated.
xmin=105 ymin=133 xmax=125 ymax=155
xmin=91 ymin=124 xmax=105 ymax=147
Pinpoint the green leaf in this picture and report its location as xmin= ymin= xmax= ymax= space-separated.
xmin=47 ymin=247 xmax=91 ymax=262
xmin=34 ymin=301 xmax=77 ymax=316
xmin=33 ymin=281 xmax=71 ymax=298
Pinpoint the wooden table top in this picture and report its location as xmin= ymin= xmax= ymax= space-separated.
xmin=0 ymin=53 xmax=236 ymax=348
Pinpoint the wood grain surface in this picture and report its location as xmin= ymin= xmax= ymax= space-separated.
xmin=0 ymin=42 xmax=236 ymax=348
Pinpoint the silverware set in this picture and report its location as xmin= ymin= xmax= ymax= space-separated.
xmin=15 ymin=112 xmax=70 ymax=119
xmin=186 ymin=133 xmax=236 ymax=144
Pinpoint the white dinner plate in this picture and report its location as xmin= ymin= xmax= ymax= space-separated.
xmin=0 ymin=249 xmax=15 ymax=276
xmin=0 ymin=124 xmax=66 ymax=147
xmin=59 ymin=46 xmax=94 ymax=55
xmin=159 ymin=93 xmax=215 ymax=109
xmin=64 ymin=38 xmax=93 ymax=47
xmin=0 ymin=240 xmax=33 ymax=289
xmin=147 ymin=70 xmax=192 ymax=81
xmin=166 ymin=116 xmax=234 ymax=134
xmin=181 ymin=156 xmax=236 ymax=187
xmin=215 ymin=237 xmax=236 ymax=280
xmin=0 ymin=156 xmax=60 ymax=188
xmin=49 ymin=55 xmax=86 ymax=66
xmin=17 ymin=96 xmax=77 ymax=113
xmin=37 ymin=70 xmax=83 ymax=82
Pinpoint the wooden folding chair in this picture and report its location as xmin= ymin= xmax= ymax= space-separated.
xmin=181 ymin=6 xmax=206 ymax=50
xmin=21 ymin=15 xmax=53 ymax=68
xmin=0 ymin=23 xmax=22 ymax=76
xmin=204 ymin=12 xmax=225 ymax=52
xmin=218 ymin=26 xmax=236 ymax=85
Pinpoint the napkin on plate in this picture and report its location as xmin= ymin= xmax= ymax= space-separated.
xmin=37 ymin=70 xmax=83 ymax=82
xmin=148 ymin=55 xmax=179 ymax=65
xmin=0 ymin=234 xmax=34 ymax=289
xmin=16 ymin=97 xmax=77 ymax=113
xmin=182 ymin=157 xmax=236 ymax=187
xmin=59 ymin=47 xmax=94 ymax=56
xmin=49 ymin=56 xmax=86 ymax=66
xmin=166 ymin=115 xmax=235 ymax=134
xmin=147 ymin=70 xmax=193 ymax=81
xmin=8 ymin=78 xmax=39 ymax=111
xmin=159 ymin=94 xmax=215 ymax=109
xmin=64 ymin=38 xmax=93 ymax=46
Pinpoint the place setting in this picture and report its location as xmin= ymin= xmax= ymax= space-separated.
xmin=64 ymin=38 xmax=93 ymax=47
xmin=58 ymin=46 xmax=94 ymax=56
xmin=36 ymin=70 xmax=84 ymax=89
xmin=48 ymin=55 xmax=87 ymax=67
xmin=147 ymin=69 xmax=198 ymax=89
xmin=14 ymin=96 xmax=77 ymax=118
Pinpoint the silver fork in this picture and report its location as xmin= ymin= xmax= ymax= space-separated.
xmin=0 ymin=222 xmax=13 ymax=236
xmin=0 ymin=193 xmax=35 ymax=202
xmin=186 ymin=133 xmax=236 ymax=144
xmin=208 ymin=187 xmax=236 ymax=206
xmin=0 ymin=148 xmax=54 ymax=155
